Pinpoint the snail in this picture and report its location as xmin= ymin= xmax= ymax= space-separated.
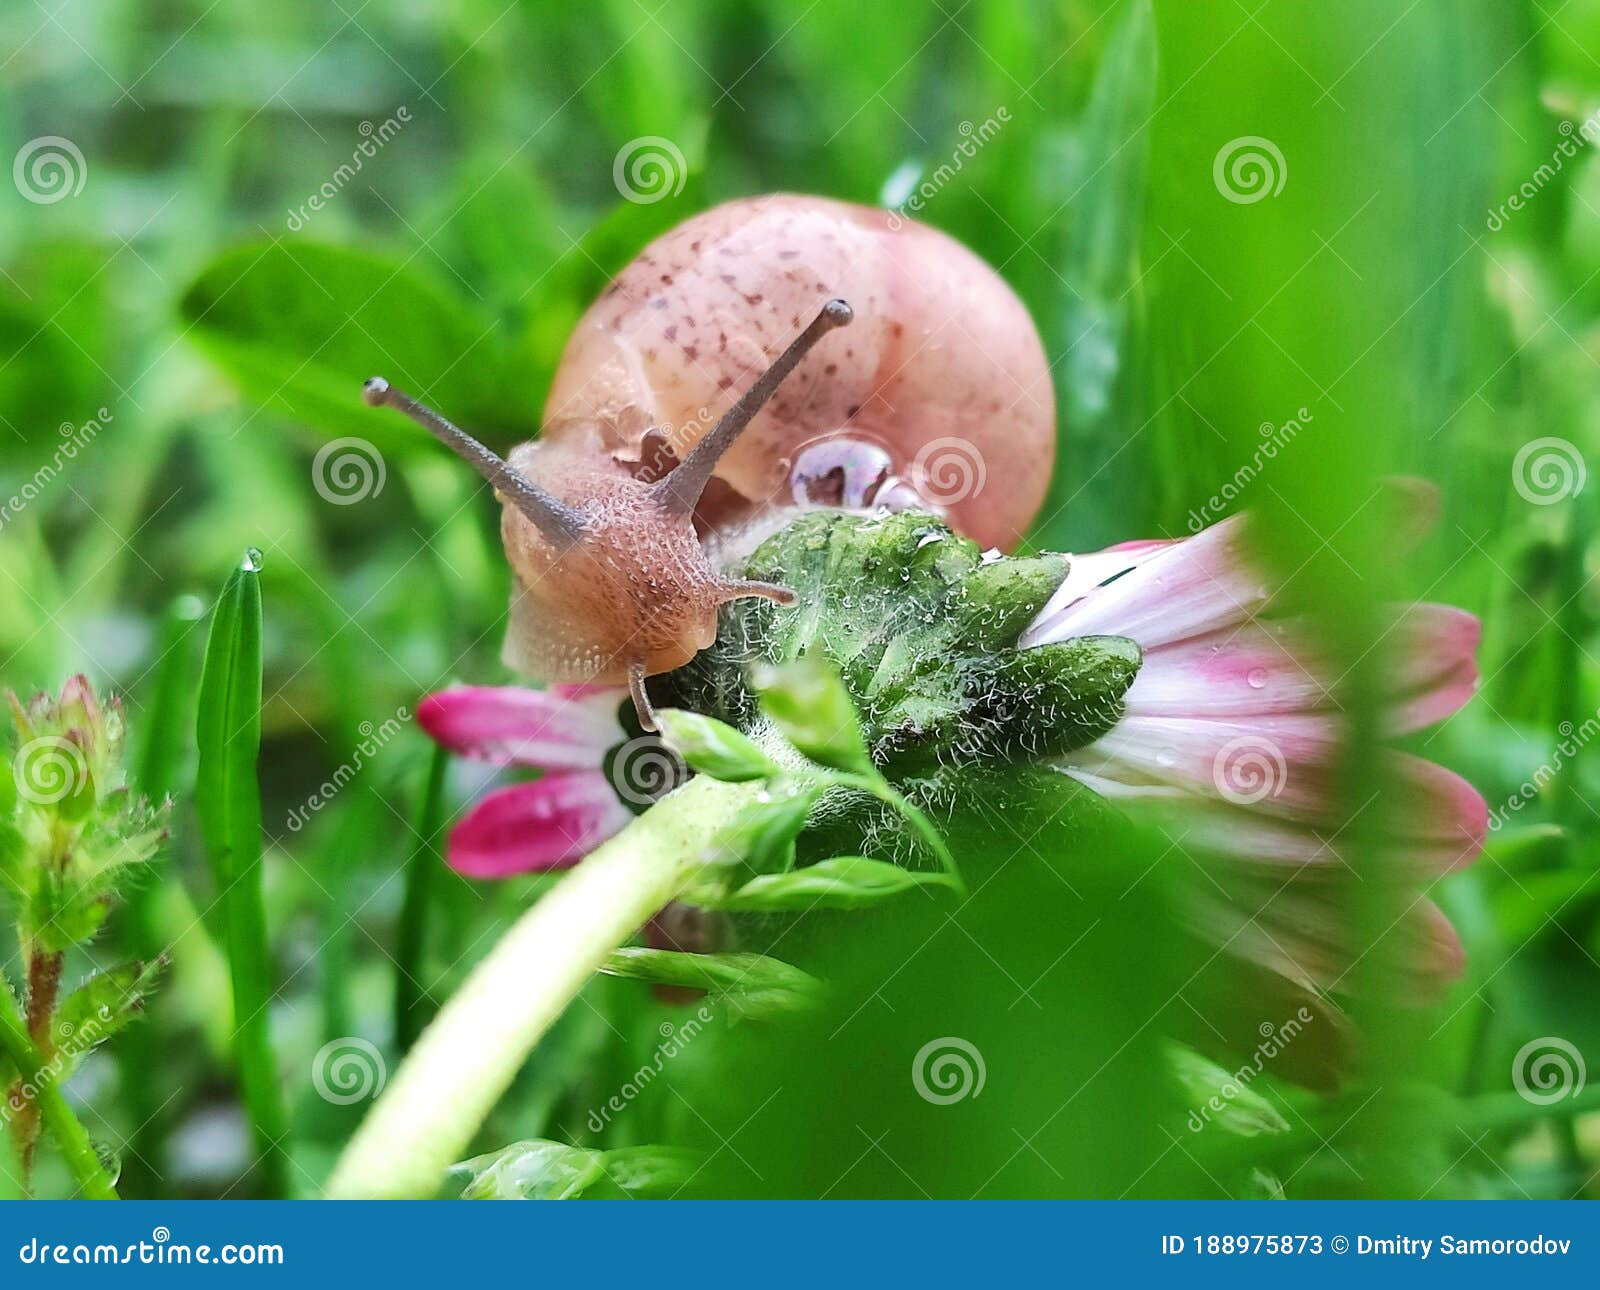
xmin=363 ymin=194 xmax=1054 ymax=730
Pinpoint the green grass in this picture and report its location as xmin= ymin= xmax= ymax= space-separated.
xmin=194 ymin=552 xmax=289 ymax=1196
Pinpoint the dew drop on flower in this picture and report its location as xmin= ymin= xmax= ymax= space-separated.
xmin=1247 ymin=667 xmax=1268 ymax=689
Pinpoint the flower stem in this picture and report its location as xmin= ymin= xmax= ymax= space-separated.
xmin=0 ymin=978 xmax=118 ymax=1200
xmin=326 ymin=774 xmax=763 ymax=1199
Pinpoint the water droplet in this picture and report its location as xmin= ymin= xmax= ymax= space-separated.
xmin=241 ymin=548 xmax=264 ymax=572
xmin=1247 ymin=668 xmax=1268 ymax=689
xmin=1156 ymin=747 xmax=1177 ymax=768
xmin=915 ymin=532 xmax=944 ymax=549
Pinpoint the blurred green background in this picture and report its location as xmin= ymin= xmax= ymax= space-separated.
xmin=1 ymin=0 xmax=1598 ymax=1198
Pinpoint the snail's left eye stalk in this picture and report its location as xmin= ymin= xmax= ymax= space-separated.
xmin=361 ymin=377 xmax=585 ymax=547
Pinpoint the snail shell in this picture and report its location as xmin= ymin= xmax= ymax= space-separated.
xmin=540 ymin=194 xmax=1055 ymax=550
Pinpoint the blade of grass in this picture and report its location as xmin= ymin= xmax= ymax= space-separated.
xmin=195 ymin=550 xmax=289 ymax=1197
xmin=394 ymin=743 xmax=448 ymax=1053
xmin=0 ymin=979 xmax=117 ymax=1199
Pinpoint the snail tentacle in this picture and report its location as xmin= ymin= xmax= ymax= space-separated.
xmin=362 ymin=377 xmax=586 ymax=547
xmin=653 ymin=298 xmax=853 ymax=516
xmin=628 ymin=658 xmax=659 ymax=733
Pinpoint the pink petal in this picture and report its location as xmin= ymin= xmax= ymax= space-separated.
xmin=446 ymin=772 xmax=633 ymax=878
xmin=1122 ymin=620 xmax=1331 ymax=719
xmin=1195 ymin=879 xmax=1464 ymax=1002
xmin=1390 ymin=754 xmax=1486 ymax=868
xmin=1068 ymin=714 xmax=1484 ymax=868
xmin=1019 ymin=548 xmax=1165 ymax=649
xmin=1081 ymin=713 xmax=1339 ymax=820
xmin=1117 ymin=603 xmax=1479 ymax=732
xmin=1386 ymin=605 xmax=1481 ymax=734
xmin=418 ymin=685 xmax=624 ymax=770
xmin=1021 ymin=516 xmax=1268 ymax=650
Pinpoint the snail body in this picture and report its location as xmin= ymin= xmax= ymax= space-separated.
xmin=364 ymin=194 xmax=1054 ymax=728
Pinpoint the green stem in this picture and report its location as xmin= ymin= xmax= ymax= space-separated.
xmin=834 ymin=772 xmax=967 ymax=897
xmin=0 ymin=980 xmax=118 ymax=1200
xmin=394 ymin=744 xmax=449 ymax=1053
xmin=326 ymin=775 xmax=762 ymax=1199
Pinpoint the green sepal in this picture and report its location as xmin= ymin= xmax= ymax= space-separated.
xmin=600 ymin=947 xmax=824 ymax=1020
xmin=451 ymin=1140 xmax=698 ymax=1200
xmin=720 ymin=782 xmax=823 ymax=875
xmin=707 ymin=855 xmax=952 ymax=913
xmin=655 ymin=709 xmax=777 ymax=783
xmin=53 ymin=959 xmax=165 ymax=1071
xmin=659 ymin=510 xmax=1142 ymax=775
xmin=751 ymin=658 xmax=872 ymax=774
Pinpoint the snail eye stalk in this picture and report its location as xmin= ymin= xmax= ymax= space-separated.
xmin=654 ymin=298 xmax=853 ymax=516
xmin=361 ymin=377 xmax=585 ymax=547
